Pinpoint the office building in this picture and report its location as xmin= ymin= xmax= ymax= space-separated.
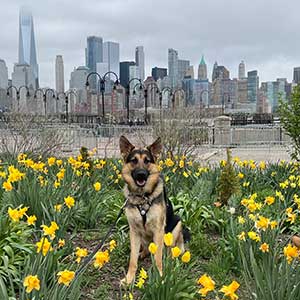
xmin=135 ymin=46 xmax=145 ymax=81
xmin=86 ymin=36 xmax=103 ymax=89
xmin=152 ymin=67 xmax=167 ymax=81
xmin=168 ymin=48 xmax=179 ymax=88
xmin=18 ymin=6 xmax=39 ymax=88
xmin=0 ymin=59 xmax=8 ymax=88
xmin=238 ymin=61 xmax=246 ymax=79
xmin=198 ymin=55 xmax=207 ymax=80
xmin=55 ymin=55 xmax=64 ymax=93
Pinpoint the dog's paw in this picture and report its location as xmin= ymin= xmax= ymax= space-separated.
xmin=120 ymin=277 xmax=128 ymax=286
xmin=120 ymin=276 xmax=133 ymax=286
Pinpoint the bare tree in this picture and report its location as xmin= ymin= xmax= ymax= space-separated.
xmin=0 ymin=114 xmax=67 ymax=158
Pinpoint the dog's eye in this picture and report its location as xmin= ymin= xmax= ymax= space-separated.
xmin=144 ymin=158 xmax=150 ymax=164
xmin=130 ymin=158 xmax=138 ymax=164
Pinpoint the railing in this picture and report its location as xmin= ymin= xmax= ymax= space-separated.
xmin=0 ymin=121 xmax=292 ymax=157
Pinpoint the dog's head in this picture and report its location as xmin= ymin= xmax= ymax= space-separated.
xmin=119 ymin=135 xmax=162 ymax=193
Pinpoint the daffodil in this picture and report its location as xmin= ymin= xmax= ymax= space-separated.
xmin=93 ymin=182 xmax=101 ymax=191
xmin=36 ymin=237 xmax=53 ymax=256
xmin=248 ymin=231 xmax=260 ymax=242
xmin=27 ymin=215 xmax=37 ymax=226
xmin=23 ymin=275 xmax=40 ymax=293
xmin=164 ymin=232 xmax=173 ymax=247
xmin=171 ymin=246 xmax=181 ymax=258
xmin=75 ymin=247 xmax=88 ymax=263
xmin=94 ymin=250 xmax=110 ymax=268
xmin=57 ymin=269 xmax=75 ymax=286
xmin=238 ymin=216 xmax=245 ymax=224
xmin=181 ymin=251 xmax=191 ymax=263
xmin=64 ymin=196 xmax=75 ymax=209
xmin=3 ymin=180 xmax=13 ymax=191
xmin=259 ymin=243 xmax=269 ymax=253
xmin=148 ymin=242 xmax=158 ymax=255
xmin=58 ymin=239 xmax=65 ymax=248
xmin=220 ymin=280 xmax=240 ymax=300
xmin=255 ymin=216 xmax=269 ymax=231
xmin=109 ymin=240 xmax=117 ymax=252
xmin=238 ymin=232 xmax=246 ymax=241
xmin=197 ymin=274 xmax=215 ymax=297
xmin=265 ymin=196 xmax=275 ymax=205
xmin=284 ymin=244 xmax=299 ymax=264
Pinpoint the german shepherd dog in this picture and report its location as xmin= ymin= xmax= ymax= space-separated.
xmin=119 ymin=135 xmax=190 ymax=284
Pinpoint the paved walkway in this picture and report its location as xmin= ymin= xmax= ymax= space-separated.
xmin=198 ymin=145 xmax=292 ymax=165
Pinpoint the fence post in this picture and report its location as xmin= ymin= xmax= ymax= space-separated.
xmin=213 ymin=115 xmax=232 ymax=146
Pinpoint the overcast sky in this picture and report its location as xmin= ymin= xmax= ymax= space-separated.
xmin=0 ymin=0 xmax=299 ymax=88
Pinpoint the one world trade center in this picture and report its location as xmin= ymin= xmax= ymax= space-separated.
xmin=18 ymin=6 xmax=39 ymax=88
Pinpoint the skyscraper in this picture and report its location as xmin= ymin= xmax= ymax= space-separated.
xmin=293 ymin=67 xmax=300 ymax=84
xmin=151 ymin=67 xmax=167 ymax=81
xmin=86 ymin=36 xmax=103 ymax=89
xmin=69 ymin=66 xmax=90 ymax=103
xmin=238 ymin=61 xmax=246 ymax=79
xmin=12 ymin=63 xmax=35 ymax=89
xmin=168 ymin=48 xmax=179 ymax=88
xmin=55 ymin=55 xmax=64 ymax=93
xmin=120 ymin=61 xmax=136 ymax=88
xmin=129 ymin=65 xmax=140 ymax=93
xmin=18 ymin=6 xmax=39 ymax=88
xmin=0 ymin=59 xmax=8 ymax=88
xmin=198 ymin=55 xmax=207 ymax=80
xmin=178 ymin=59 xmax=190 ymax=81
xmin=186 ymin=66 xmax=194 ymax=79
xmin=103 ymin=41 xmax=120 ymax=78
xmin=247 ymin=70 xmax=259 ymax=106
xmin=135 ymin=46 xmax=145 ymax=81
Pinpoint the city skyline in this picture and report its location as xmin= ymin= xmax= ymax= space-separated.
xmin=0 ymin=0 xmax=299 ymax=88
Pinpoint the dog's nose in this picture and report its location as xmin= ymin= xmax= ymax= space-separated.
xmin=134 ymin=169 xmax=149 ymax=180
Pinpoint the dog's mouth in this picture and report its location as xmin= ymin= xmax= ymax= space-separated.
xmin=135 ymin=179 xmax=146 ymax=187
xmin=132 ymin=169 xmax=149 ymax=188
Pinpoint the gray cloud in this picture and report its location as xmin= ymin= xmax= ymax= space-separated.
xmin=0 ymin=0 xmax=299 ymax=87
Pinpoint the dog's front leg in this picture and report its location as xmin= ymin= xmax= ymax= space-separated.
xmin=124 ymin=227 xmax=141 ymax=284
xmin=153 ymin=229 xmax=164 ymax=276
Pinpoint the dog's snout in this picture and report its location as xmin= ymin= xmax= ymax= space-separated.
xmin=132 ymin=169 xmax=149 ymax=187
xmin=133 ymin=169 xmax=149 ymax=180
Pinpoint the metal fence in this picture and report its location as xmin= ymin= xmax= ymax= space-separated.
xmin=0 ymin=121 xmax=292 ymax=157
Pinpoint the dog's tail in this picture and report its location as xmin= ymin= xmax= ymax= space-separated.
xmin=182 ymin=226 xmax=191 ymax=243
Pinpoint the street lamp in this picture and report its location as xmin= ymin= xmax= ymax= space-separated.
xmin=85 ymin=71 xmax=119 ymax=123
xmin=126 ymin=78 xmax=141 ymax=123
xmin=172 ymin=88 xmax=185 ymax=110
xmin=199 ymin=89 xmax=209 ymax=116
xmin=34 ymin=88 xmax=56 ymax=117
xmin=133 ymin=82 xmax=147 ymax=124
xmin=222 ymin=92 xmax=230 ymax=115
xmin=6 ymin=85 xmax=30 ymax=113
xmin=56 ymin=90 xmax=77 ymax=123
xmin=159 ymin=87 xmax=172 ymax=121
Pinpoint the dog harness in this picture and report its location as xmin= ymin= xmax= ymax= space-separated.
xmin=126 ymin=194 xmax=162 ymax=226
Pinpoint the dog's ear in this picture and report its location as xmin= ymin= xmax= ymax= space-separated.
xmin=119 ymin=135 xmax=135 ymax=160
xmin=147 ymin=137 xmax=162 ymax=161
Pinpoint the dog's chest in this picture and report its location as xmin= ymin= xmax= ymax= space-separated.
xmin=125 ymin=202 xmax=166 ymax=236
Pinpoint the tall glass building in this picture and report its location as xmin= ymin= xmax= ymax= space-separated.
xmin=103 ymin=41 xmax=120 ymax=79
xmin=86 ymin=36 xmax=103 ymax=90
xmin=18 ymin=6 xmax=39 ymax=88
xmin=247 ymin=70 xmax=259 ymax=105
xmin=135 ymin=46 xmax=145 ymax=81
xmin=168 ymin=48 xmax=179 ymax=89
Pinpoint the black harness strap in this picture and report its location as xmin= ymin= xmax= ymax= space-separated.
xmin=127 ymin=193 xmax=162 ymax=226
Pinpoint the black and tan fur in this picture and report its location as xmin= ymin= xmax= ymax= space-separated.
xmin=119 ymin=136 xmax=190 ymax=284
